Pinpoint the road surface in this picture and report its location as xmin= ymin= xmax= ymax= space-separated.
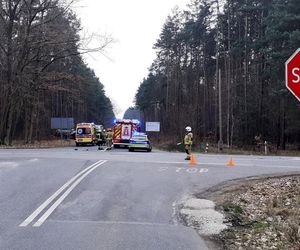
xmin=0 ymin=147 xmax=299 ymax=250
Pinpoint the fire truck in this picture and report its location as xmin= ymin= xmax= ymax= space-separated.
xmin=112 ymin=119 xmax=141 ymax=148
xmin=75 ymin=123 xmax=97 ymax=146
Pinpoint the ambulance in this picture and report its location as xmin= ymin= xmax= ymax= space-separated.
xmin=75 ymin=123 xmax=97 ymax=146
xmin=112 ymin=119 xmax=141 ymax=148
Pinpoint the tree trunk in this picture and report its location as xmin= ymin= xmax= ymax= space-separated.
xmin=4 ymin=105 xmax=14 ymax=145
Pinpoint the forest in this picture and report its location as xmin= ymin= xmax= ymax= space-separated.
xmin=0 ymin=0 xmax=114 ymax=145
xmin=135 ymin=0 xmax=300 ymax=150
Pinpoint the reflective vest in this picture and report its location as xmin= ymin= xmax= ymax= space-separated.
xmin=106 ymin=131 xmax=113 ymax=140
xmin=184 ymin=132 xmax=193 ymax=145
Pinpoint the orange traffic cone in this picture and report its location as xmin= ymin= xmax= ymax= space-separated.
xmin=227 ymin=157 xmax=235 ymax=167
xmin=189 ymin=154 xmax=196 ymax=166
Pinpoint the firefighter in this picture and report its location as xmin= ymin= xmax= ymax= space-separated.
xmin=97 ymin=130 xmax=104 ymax=150
xmin=106 ymin=128 xmax=113 ymax=149
xmin=102 ymin=129 xmax=107 ymax=146
xmin=184 ymin=126 xmax=193 ymax=160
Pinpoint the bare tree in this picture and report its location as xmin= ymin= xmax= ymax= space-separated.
xmin=0 ymin=0 xmax=114 ymax=144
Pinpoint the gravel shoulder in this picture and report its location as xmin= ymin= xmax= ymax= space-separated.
xmin=182 ymin=173 xmax=300 ymax=250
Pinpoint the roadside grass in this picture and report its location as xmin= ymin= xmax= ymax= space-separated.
xmin=215 ymin=175 xmax=300 ymax=250
xmin=251 ymin=221 xmax=269 ymax=233
xmin=281 ymin=218 xmax=300 ymax=246
xmin=153 ymin=140 xmax=300 ymax=156
xmin=0 ymin=139 xmax=76 ymax=149
xmin=1 ymin=136 xmax=300 ymax=156
xmin=156 ymin=143 xmax=185 ymax=152
xmin=223 ymin=203 xmax=243 ymax=215
xmin=266 ymin=196 xmax=300 ymax=246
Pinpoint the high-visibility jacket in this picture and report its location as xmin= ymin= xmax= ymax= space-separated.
xmin=106 ymin=131 xmax=113 ymax=140
xmin=184 ymin=132 xmax=193 ymax=145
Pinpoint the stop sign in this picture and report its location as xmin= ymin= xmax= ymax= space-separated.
xmin=286 ymin=48 xmax=300 ymax=101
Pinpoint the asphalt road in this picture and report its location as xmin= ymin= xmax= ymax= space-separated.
xmin=0 ymin=147 xmax=299 ymax=250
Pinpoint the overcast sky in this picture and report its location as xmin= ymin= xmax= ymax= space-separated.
xmin=74 ymin=0 xmax=189 ymax=118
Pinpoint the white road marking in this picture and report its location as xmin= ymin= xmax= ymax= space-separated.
xmin=0 ymin=161 xmax=19 ymax=168
xmin=199 ymin=168 xmax=209 ymax=173
xmin=153 ymin=160 xmax=299 ymax=169
xmin=28 ymin=158 xmax=39 ymax=162
xmin=158 ymin=167 xmax=169 ymax=172
xmin=153 ymin=161 xmax=234 ymax=166
xmin=154 ymin=161 xmax=195 ymax=165
xmin=164 ymin=167 xmax=209 ymax=174
xmin=19 ymin=160 xmax=106 ymax=227
xmin=186 ymin=168 xmax=198 ymax=173
xmin=33 ymin=160 xmax=107 ymax=227
xmin=176 ymin=167 xmax=183 ymax=172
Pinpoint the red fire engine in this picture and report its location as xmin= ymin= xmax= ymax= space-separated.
xmin=112 ymin=119 xmax=140 ymax=148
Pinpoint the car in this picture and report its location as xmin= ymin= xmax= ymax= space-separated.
xmin=55 ymin=129 xmax=75 ymax=139
xmin=128 ymin=133 xmax=152 ymax=152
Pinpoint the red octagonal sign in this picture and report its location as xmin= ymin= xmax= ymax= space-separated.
xmin=286 ymin=48 xmax=300 ymax=102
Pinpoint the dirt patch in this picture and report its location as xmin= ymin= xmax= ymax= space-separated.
xmin=196 ymin=173 xmax=300 ymax=250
